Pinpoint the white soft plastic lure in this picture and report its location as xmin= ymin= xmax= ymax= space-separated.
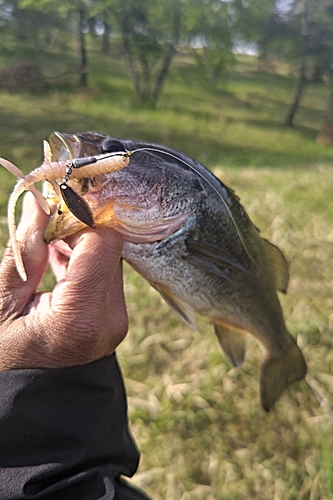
xmin=0 ymin=142 xmax=130 ymax=281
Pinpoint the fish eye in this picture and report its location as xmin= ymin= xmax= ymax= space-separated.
xmin=101 ymin=139 xmax=127 ymax=154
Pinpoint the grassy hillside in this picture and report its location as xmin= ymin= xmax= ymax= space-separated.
xmin=0 ymin=50 xmax=332 ymax=499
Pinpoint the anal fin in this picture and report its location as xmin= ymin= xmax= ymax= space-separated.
xmin=213 ymin=321 xmax=246 ymax=367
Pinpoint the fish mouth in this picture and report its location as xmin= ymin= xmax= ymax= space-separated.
xmin=43 ymin=130 xmax=195 ymax=244
xmin=44 ymin=202 xmax=87 ymax=243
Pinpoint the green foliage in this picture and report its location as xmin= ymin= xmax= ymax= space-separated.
xmin=110 ymin=0 xmax=182 ymax=104
xmin=184 ymin=0 xmax=235 ymax=86
xmin=256 ymin=0 xmax=333 ymax=81
xmin=305 ymin=0 xmax=333 ymax=79
xmin=2 ymin=0 xmax=333 ymax=105
xmin=0 ymin=52 xmax=333 ymax=498
xmin=232 ymin=0 xmax=277 ymax=42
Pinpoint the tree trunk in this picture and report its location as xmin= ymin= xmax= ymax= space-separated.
xmin=316 ymin=77 xmax=333 ymax=145
xmin=152 ymin=44 xmax=176 ymax=104
xmin=121 ymin=32 xmax=142 ymax=100
xmin=152 ymin=4 xmax=180 ymax=105
xmin=78 ymin=8 xmax=88 ymax=87
xmin=285 ymin=0 xmax=309 ymax=126
xmin=102 ymin=11 xmax=111 ymax=54
xmin=140 ymin=58 xmax=151 ymax=104
xmin=119 ymin=0 xmax=181 ymax=105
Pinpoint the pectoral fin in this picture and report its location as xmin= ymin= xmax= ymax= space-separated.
xmin=187 ymin=239 xmax=248 ymax=274
xmin=213 ymin=322 xmax=246 ymax=367
xmin=186 ymin=255 xmax=232 ymax=282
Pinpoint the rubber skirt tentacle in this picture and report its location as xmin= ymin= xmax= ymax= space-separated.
xmin=7 ymin=178 xmax=51 ymax=282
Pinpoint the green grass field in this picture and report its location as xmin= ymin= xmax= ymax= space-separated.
xmin=0 ymin=49 xmax=332 ymax=499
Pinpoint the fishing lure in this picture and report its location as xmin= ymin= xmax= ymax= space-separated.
xmin=0 ymin=145 xmax=131 ymax=281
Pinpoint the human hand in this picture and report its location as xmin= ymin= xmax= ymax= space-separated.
xmin=0 ymin=192 xmax=128 ymax=370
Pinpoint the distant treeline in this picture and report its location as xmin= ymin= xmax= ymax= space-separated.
xmin=1 ymin=0 xmax=333 ymax=137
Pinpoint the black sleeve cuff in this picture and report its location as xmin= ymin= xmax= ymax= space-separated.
xmin=0 ymin=354 xmax=142 ymax=499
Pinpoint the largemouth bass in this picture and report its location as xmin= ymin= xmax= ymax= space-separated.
xmin=44 ymin=131 xmax=306 ymax=411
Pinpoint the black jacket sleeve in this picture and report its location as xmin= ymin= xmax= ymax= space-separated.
xmin=0 ymin=353 xmax=150 ymax=500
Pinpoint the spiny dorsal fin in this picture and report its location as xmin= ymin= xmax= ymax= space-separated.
xmin=213 ymin=321 xmax=246 ymax=367
xmin=263 ymin=239 xmax=289 ymax=293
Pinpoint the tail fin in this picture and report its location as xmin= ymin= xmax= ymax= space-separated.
xmin=260 ymin=337 xmax=307 ymax=412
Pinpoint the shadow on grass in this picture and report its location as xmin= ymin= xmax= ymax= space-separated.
xmin=1 ymin=101 xmax=332 ymax=173
xmin=0 ymin=57 xmax=332 ymax=176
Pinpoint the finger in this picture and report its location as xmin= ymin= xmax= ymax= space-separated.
xmin=0 ymin=192 xmax=49 ymax=320
xmin=51 ymin=239 xmax=73 ymax=258
xmin=49 ymin=244 xmax=70 ymax=282
xmin=48 ymin=240 xmax=73 ymax=282
xmin=48 ymin=230 xmax=102 ymax=282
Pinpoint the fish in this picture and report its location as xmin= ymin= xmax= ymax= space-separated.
xmin=43 ymin=131 xmax=307 ymax=411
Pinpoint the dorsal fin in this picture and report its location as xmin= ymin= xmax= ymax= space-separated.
xmin=263 ymin=239 xmax=289 ymax=293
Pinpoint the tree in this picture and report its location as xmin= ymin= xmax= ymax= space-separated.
xmin=231 ymin=0 xmax=278 ymax=71
xmin=281 ymin=0 xmax=333 ymax=132
xmin=1 ymin=0 xmax=67 ymax=52
xmin=285 ymin=0 xmax=310 ymax=126
xmin=106 ymin=0 xmax=182 ymax=105
xmin=13 ymin=0 xmax=93 ymax=87
xmin=306 ymin=0 xmax=333 ymax=143
xmin=181 ymin=0 xmax=233 ymax=86
xmin=77 ymin=5 xmax=88 ymax=87
xmin=104 ymin=0 xmax=247 ymax=101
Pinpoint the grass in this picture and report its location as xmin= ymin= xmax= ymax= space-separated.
xmin=0 ymin=48 xmax=332 ymax=498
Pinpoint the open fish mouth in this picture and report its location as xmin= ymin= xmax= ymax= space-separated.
xmin=43 ymin=132 xmax=200 ymax=244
